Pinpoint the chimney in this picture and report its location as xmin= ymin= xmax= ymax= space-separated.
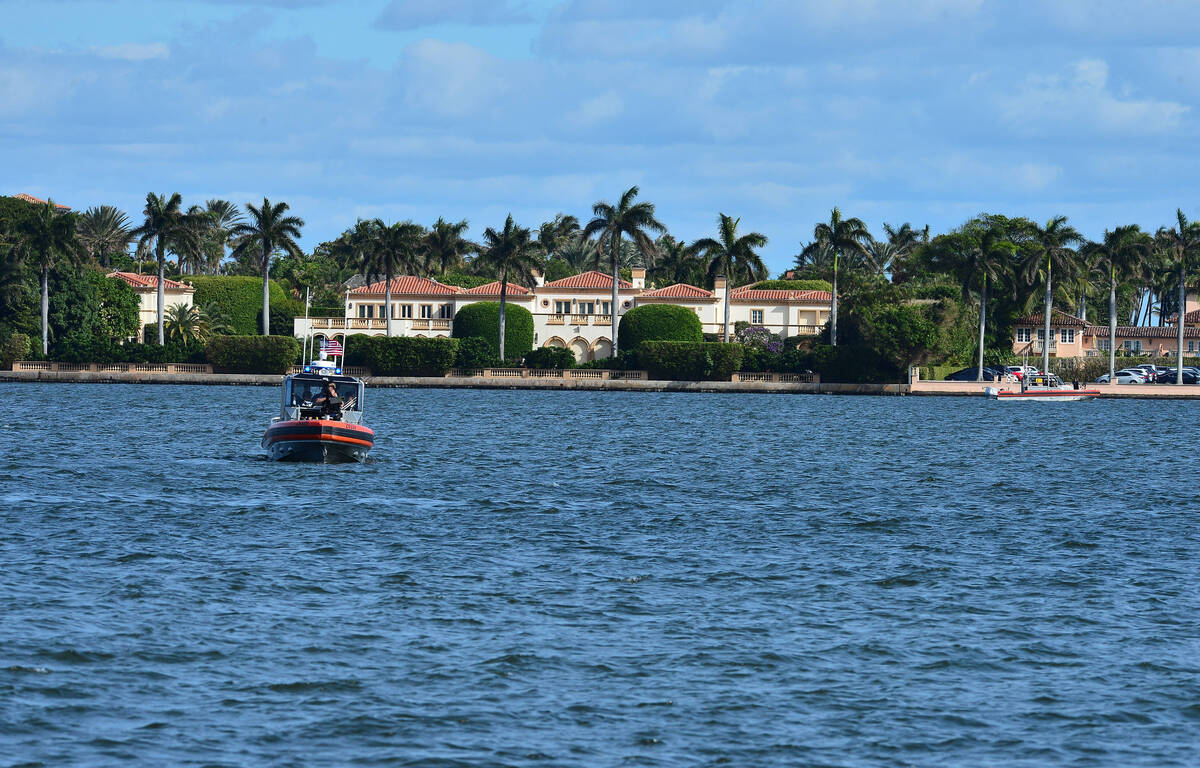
xmin=531 ymin=267 xmax=545 ymax=287
xmin=713 ymin=275 xmax=727 ymax=295
xmin=631 ymin=267 xmax=645 ymax=289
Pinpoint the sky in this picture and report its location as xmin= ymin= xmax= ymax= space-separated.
xmin=3 ymin=0 xmax=1200 ymax=276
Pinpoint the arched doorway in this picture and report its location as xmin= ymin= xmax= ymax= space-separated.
xmin=591 ymin=337 xmax=612 ymax=360
xmin=568 ymin=337 xmax=589 ymax=363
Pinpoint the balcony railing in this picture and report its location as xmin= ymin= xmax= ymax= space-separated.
xmin=594 ymin=315 xmax=612 ymax=325
xmin=571 ymin=314 xmax=590 ymax=324
xmin=546 ymin=314 xmax=566 ymax=325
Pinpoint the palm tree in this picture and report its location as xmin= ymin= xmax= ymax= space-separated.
xmin=1022 ymin=216 xmax=1081 ymax=374
xmin=1083 ymin=226 xmax=1151 ymax=381
xmin=230 ymin=198 xmax=304 ymax=336
xmin=165 ymin=303 xmax=208 ymax=344
xmin=557 ymin=237 xmax=600 ymax=273
xmin=962 ymin=229 xmax=1016 ymax=381
xmin=18 ymin=200 xmax=81 ymax=355
xmin=651 ymin=235 xmax=705 ymax=287
xmin=1155 ymin=210 xmax=1199 ymax=384
xmin=361 ymin=219 xmax=424 ymax=337
xmin=536 ymin=214 xmax=581 ymax=261
xmin=864 ymin=239 xmax=903 ymax=278
xmin=694 ymin=214 xmax=768 ymax=341
xmin=802 ymin=207 xmax=871 ymax=345
xmin=423 ymin=218 xmax=475 ymax=275
xmin=204 ymin=199 xmax=242 ymax=274
xmin=76 ymin=206 xmax=132 ymax=268
xmin=581 ymin=186 xmax=666 ymax=356
xmin=131 ymin=193 xmax=202 ymax=344
xmin=475 ymin=214 xmax=541 ymax=360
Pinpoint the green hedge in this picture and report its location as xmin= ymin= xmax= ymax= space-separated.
xmin=750 ymin=279 xmax=833 ymax=292
xmin=206 ymin=335 xmax=300 ymax=374
xmin=188 ymin=276 xmax=289 ymax=335
xmin=617 ymin=304 xmax=703 ymax=351
xmin=455 ymin=337 xmax=500 ymax=368
xmin=363 ymin=336 xmax=458 ymax=377
xmin=341 ymin=334 xmax=372 ymax=367
xmin=452 ymin=302 xmax=534 ymax=360
xmin=638 ymin=341 xmax=744 ymax=381
xmin=523 ymin=346 xmax=575 ymax=369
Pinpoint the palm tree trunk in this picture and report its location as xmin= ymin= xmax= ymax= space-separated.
xmin=1178 ymin=258 xmax=1185 ymax=384
xmin=499 ymin=265 xmax=508 ymax=361
xmin=1042 ymin=261 xmax=1052 ymax=375
xmin=385 ymin=272 xmax=393 ymax=338
xmin=41 ymin=264 xmax=49 ymax=356
xmin=830 ymin=253 xmax=839 ymax=347
xmin=157 ymin=242 xmax=166 ymax=345
xmin=1109 ymin=268 xmax=1117 ymax=381
xmin=1078 ymin=290 xmax=1087 ymax=322
xmin=723 ymin=273 xmax=732 ymax=342
xmin=976 ymin=274 xmax=987 ymax=381
xmin=261 ymin=243 xmax=271 ymax=336
xmin=610 ymin=233 xmax=620 ymax=357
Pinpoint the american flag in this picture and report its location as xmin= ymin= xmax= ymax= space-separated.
xmin=321 ymin=338 xmax=343 ymax=355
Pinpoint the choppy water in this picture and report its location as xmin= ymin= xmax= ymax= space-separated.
xmin=3 ymin=383 xmax=1200 ymax=766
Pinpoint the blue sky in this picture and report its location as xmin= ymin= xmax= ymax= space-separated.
xmin=3 ymin=0 xmax=1200 ymax=275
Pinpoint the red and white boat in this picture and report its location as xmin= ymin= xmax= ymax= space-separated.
xmin=984 ymin=373 xmax=1100 ymax=402
xmin=262 ymin=357 xmax=374 ymax=463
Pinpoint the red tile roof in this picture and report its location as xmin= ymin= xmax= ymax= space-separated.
xmin=1013 ymin=310 xmax=1090 ymax=327
xmin=463 ymin=281 xmax=532 ymax=296
xmin=349 ymin=276 xmax=463 ymax=296
xmin=1181 ymin=309 xmax=1200 ymax=324
xmin=729 ymin=286 xmax=832 ymax=302
xmin=107 ymin=271 xmax=193 ymax=291
xmin=640 ymin=283 xmax=715 ymax=299
xmin=12 ymin=193 xmax=71 ymax=211
xmin=1087 ymin=325 xmax=1200 ymax=338
xmin=543 ymin=270 xmax=632 ymax=289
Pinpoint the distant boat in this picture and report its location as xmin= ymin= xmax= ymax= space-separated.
xmin=984 ymin=373 xmax=1100 ymax=402
xmin=262 ymin=358 xmax=374 ymax=462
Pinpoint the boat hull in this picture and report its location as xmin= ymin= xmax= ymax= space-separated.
xmin=262 ymin=419 xmax=374 ymax=463
xmin=985 ymin=386 xmax=1100 ymax=401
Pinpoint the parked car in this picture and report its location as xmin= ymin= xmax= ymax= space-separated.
xmin=944 ymin=366 xmax=1009 ymax=381
xmin=1005 ymin=365 xmax=1040 ymax=380
xmin=1155 ymin=368 xmax=1200 ymax=384
xmin=1132 ymin=364 xmax=1164 ymax=382
xmin=1095 ymin=369 xmax=1147 ymax=384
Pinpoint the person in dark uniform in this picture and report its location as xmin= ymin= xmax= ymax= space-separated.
xmin=314 ymin=381 xmax=343 ymax=419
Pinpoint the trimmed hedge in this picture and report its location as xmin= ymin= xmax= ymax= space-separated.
xmin=188 ymin=276 xmax=289 ymax=335
xmin=341 ymin=334 xmax=372 ymax=367
xmin=455 ymin=337 xmax=500 ymax=369
xmin=523 ymin=346 xmax=575 ymax=369
xmin=638 ymin=341 xmax=744 ymax=381
xmin=452 ymin=301 xmax=534 ymax=360
xmin=750 ymin=279 xmax=833 ymax=292
xmin=617 ymin=304 xmax=703 ymax=351
xmin=206 ymin=335 xmax=300 ymax=374
xmin=363 ymin=336 xmax=458 ymax=377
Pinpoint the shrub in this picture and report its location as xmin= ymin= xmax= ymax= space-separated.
xmin=617 ymin=304 xmax=703 ymax=351
xmin=1 ymin=333 xmax=30 ymax=368
xmin=341 ymin=334 xmax=372 ymax=367
xmin=750 ymin=279 xmax=833 ymax=292
xmin=452 ymin=302 xmax=534 ymax=360
xmin=188 ymin=276 xmax=289 ymax=335
xmin=454 ymin=336 xmax=500 ymax=369
xmin=638 ymin=341 xmax=743 ymax=381
xmin=523 ymin=346 xmax=576 ymax=369
xmin=363 ymin=336 xmax=458 ymax=377
xmin=206 ymin=335 xmax=300 ymax=374
xmin=257 ymin=299 xmax=305 ymax=337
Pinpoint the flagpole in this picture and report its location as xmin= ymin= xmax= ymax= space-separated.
xmin=303 ymin=287 xmax=311 ymax=364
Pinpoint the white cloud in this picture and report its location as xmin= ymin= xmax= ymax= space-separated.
xmin=91 ymin=42 xmax=169 ymax=61
xmin=1001 ymin=58 xmax=1188 ymax=136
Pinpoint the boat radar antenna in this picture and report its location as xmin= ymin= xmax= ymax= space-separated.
xmin=302 ymin=287 xmax=312 ymax=365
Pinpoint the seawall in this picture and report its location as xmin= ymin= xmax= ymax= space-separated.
xmin=0 ymin=369 xmax=901 ymax=395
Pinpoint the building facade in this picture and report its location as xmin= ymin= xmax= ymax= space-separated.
xmin=107 ymin=271 xmax=196 ymax=341
xmin=1012 ymin=310 xmax=1200 ymax=358
xmin=296 ymin=269 xmax=834 ymax=362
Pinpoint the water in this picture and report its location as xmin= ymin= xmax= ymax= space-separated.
xmin=3 ymin=383 xmax=1199 ymax=767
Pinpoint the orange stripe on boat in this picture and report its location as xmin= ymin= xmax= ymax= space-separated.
xmin=266 ymin=433 xmax=375 ymax=447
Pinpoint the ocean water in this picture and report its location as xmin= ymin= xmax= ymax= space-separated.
xmin=2 ymin=383 xmax=1199 ymax=767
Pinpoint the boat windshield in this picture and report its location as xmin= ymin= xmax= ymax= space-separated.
xmin=287 ymin=379 xmax=362 ymax=410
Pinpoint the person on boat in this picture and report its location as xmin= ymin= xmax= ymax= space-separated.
xmin=315 ymin=381 xmax=343 ymax=419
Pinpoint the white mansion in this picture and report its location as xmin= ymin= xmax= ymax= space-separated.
xmin=295 ymin=269 xmax=832 ymax=362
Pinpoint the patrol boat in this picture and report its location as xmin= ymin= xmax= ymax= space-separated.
xmin=261 ymin=356 xmax=374 ymax=463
